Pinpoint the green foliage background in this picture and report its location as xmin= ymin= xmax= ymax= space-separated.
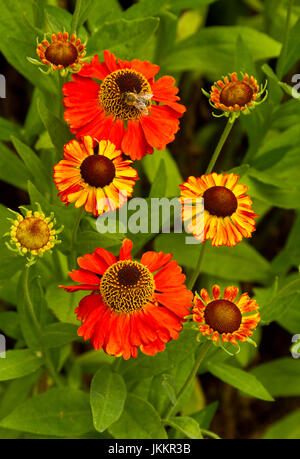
xmin=0 ymin=0 xmax=300 ymax=440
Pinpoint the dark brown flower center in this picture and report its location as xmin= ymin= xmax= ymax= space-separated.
xmin=204 ymin=186 xmax=238 ymax=217
xmin=45 ymin=41 xmax=78 ymax=67
xmin=100 ymin=260 xmax=155 ymax=313
xmin=80 ymin=155 xmax=115 ymax=188
xmin=220 ymin=81 xmax=253 ymax=107
xmin=16 ymin=217 xmax=50 ymax=250
xmin=204 ymin=299 xmax=242 ymax=334
xmin=118 ymin=264 xmax=141 ymax=286
xmin=99 ymin=68 xmax=152 ymax=120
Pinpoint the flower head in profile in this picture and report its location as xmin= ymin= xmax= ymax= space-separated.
xmin=61 ymin=239 xmax=193 ymax=359
xmin=5 ymin=205 xmax=63 ymax=266
xmin=63 ymin=50 xmax=186 ymax=160
xmin=202 ymin=72 xmax=267 ymax=119
xmin=193 ymin=285 xmax=260 ymax=348
xmin=53 ymin=136 xmax=138 ymax=216
xmin=180 ymin=173 xmax=257 ymax=247
xmin=28 ymin=32 xmax=86 ymax=75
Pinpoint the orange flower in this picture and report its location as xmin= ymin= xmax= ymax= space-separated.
xmin=179 ymin=173 xmax=257 ymax=247
xmin=193 ymin=285 xmax=260 ymax=345
xmin=203 ymin=72 xmax=267 ymax=118
xmin=33 ymin=32 xmax=86 ymax=74
xmin=61 ymin=239 xmax=193 ymax=359
xmin=53 ymin=136 xmax=138 ymax=216
xmin=63 ymin=50 xmax=186 ymax=160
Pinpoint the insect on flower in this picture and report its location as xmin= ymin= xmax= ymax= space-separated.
xmin=122 ymin=91 xmax=153 ymax=116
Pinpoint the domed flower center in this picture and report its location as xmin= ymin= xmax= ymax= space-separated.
xmin=204 ymin=299 xmax=242 ymax=334
xmin=99 ymin=68 xmax=152 ymax=120
xmin=204 ymin=186 xmax=238 ymax=217
xmin=220 ymin=81 xmax=253 ymax=107
xmin=80 ymin=155 xmax=116 ymax=188
xmin=100 ymin=260 xmax=155 ymax=313
xmin=45 ymin=41 xmax=78 ymax=67
xmin=16 ymin=217 xmax=50 ymax=250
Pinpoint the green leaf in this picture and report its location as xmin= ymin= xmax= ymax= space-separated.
xmin=0 ymin=372 xmax=41 ymax=420
xmin=0 ymin=117 xmax=22 ymax=142
xmin=42 ymin=323 xmax=80 ymax=348
xmin=234 ymin=34 xmax=256 ymax=77
xmin=149 ymin=357 xmax=195 ymax=416
xmin=149 ymin=160 xmax=167 ymax=198
xmin=263 ymin=409 xmax=300 ymax=439
xmin=0 ymin=350 xmax=43 ymax=382
xmin=120 ymin=325 xmax=199 ymax=381
xmin=166 ymin=416 xmax=203 ymax=439
xmin=191 ymin=401 xmax=219 ymax=429
xmin=109 ymin=394 xmax=167 ymax=439
xmin=75 ymin=231 xmax=124 ymax=254
xmin=162 ymin=26 xmax=280 ymax=76
xmin=37 ymin=99 xmax=72 ymax=155
xmin=87 ymin=0 xmax=122 ymax=33
xmin=125 ymin=0 xmax=217 ymax=19
xmin=0 ymin=312 xmax=22 ymax=340
xmin=142 ymin=149 xmax=182 ymax=197
xmin=154 ymin=233 xmax=271 ymax=283
xmin=11 ymin=136 xmax=49 ymax=194
xmin=0 ymin=389 xmax=93 ymax=436
xmin=0 ymin=0 xmax=56 ymax=93
xmin=161 ymin=374 xmax=178 ymax=405
xmin=87 ymin=17 xmax=160 ymax=60
xmin=257 ymin=276 xmax=300 ymax=323
xmin=251 ymin=358 xmax=300 ymax=397
xmin=277 ymin=17 xmax=300 ymax=79
xmin=0 ymin=142 xmax=29 ymax=190
xmin=45 ymin=284 xmax=82 ymax=325
xmin=90 ymin=364 xmax=127 ymax=432
xmin=206 ymin=362 xmax=274 ymax=401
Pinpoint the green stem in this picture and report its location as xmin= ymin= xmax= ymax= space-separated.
xmin=206 ymin=117 xmax=235 ymax=174
xmin=276 ymin=0 xmax=294 ymax=78
xmin=69 ymin=207 xmax=84 ymax=268
xmin=113 ymin=358 xmax=122 ymax=372
xmin=187 ymin=242 xmax=206 ymax=291
xmin=187 ymin=117 xmax=235 ymax=290
xmin=57 ymin=73 xmax=64 ymax=120
xmin=23 ymin=266 xmax=62 ymax=387
xmin=71 ymin=0 xmax=82 ymax=35
xmin=164 ymin=341 xmax=211 ymax=420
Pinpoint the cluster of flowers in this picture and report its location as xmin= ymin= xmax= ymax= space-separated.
xmin=7 ymin=32 xmax=265 ymax=359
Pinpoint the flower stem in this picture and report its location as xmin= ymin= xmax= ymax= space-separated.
xmin=206 ymin=117 xmax=235 ymax=174
xmin=71 ymin=0 xmax=82 ymax=35
xmin=164 ymin=341 xmax=211 ymax=420
xmin=23 ymin=266 xmax=62 ymax=387
xmin=69 ymin=206 xmax=84 ymax=268
xmin=187 ymin=242 xmax=206 ymax=290
xmin=57 ymin=73 xmax=64 ymax=120
xmin=187 ymin=117 xmax=235 ymax=290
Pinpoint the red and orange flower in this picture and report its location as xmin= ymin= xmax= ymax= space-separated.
xmin=179 ymin=173 xmax=257 ymax=247
xmin=61 ymin=239 xmax=193 ymax=359
xmin=193 ymin=285 xmax=260 ymax=345
xmin=53 ymin=136 xmax=138 ymax=216
xmin=203 ymin=72 xmax=267 ymax=118
xmin=63 ymin=50 xmax=186 ymax=160
xmin=32 ymin=32 xmax=86 ymax=74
